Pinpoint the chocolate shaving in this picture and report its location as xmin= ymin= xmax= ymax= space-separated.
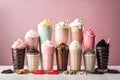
xmin=1 ymin=69 xmax=14 ymax=74
xmin=107 ymin=69 xmax=120 ymax=74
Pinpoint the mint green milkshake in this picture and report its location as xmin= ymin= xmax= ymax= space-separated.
xmin=38 ymin=19 xmax=52 ymax=44
xmin=38 ymin=19 xmax=52 ymax=70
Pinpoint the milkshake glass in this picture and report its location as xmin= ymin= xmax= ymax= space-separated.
xmin=27 ymin=49 xmax=40 ymax=72
xmin=41 ymin=40 xmax=54 ymax=71
xmin=70 ymin=18 xmax=84 ymax=44
xmin=38 ymin=19 xmax=52 ymax=69
xmin=69 ymin=40 xmax=82 ymax=71
xmin=38 ymin=19 xmax=52 ymax=44
xmin=56 ymin=43 xmax=69 ymax=71
xmin=83 ymin=29 xmax=95 ymax=51
xmin=83 ymin=48 xmax=96 ymax=72
xmin=96 ymin=39 xmax=109 ymax=72
xmin=25 ymin=29 xmax=39 ymax=50
xmin=55 ymin=21 xmax=68 ymax=45
xmin=12 ymin=39 xmax=26 ymax=72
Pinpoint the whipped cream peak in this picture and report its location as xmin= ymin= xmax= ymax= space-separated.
xmin=25 ymin=29 xmax=39 ymax=39
xmin=55 ymin=21 xmax=68 ymax=29
xmin=69 ymin=40 xmax=82 ymax=50
xmin=42 ymin=40 xmax=54 ymax=47
xmin=12 ymin=39 xmax=26 ymax=49
xmin=84 ymin=29 xmax=95 ymax=37
xmin=70 ymin=18 xmax=84 ymax=29
xmin=38 ymin=19 xmax=52 ymax=27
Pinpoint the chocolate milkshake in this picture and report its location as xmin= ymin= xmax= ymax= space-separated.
xmin=12 ymin=39 xmax=26 ymax=72
xmin=70 ymin=18 xmax=84 ymax=44
xmin=69 ymin=40 xmax=82 ymax=71
xmin=83 ymin=48 xmax=96 ymax=72
xmin=96 ymin=39 xmax=109 ymax=72
xmin=27 ymin=48 xmax=40 ymax=72
xmin=56 ymin=43 xmax=69 ymax=71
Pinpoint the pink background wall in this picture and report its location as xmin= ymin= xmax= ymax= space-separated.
xmin=0 ymin=0 xmax=120 ymax=65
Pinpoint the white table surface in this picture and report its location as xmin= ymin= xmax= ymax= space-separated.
xmin=0 ymin=66 xmax=120 ymax=80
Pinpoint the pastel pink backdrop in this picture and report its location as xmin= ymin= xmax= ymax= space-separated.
xmin=0 ymin=0 xmax=120 ymax=65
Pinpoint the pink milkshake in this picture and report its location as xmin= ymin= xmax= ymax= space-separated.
xmin=83 ymin=29 xmax=95 ymax=51
xmin=55 ymin=21 xmax=68 ymax=45
xmin=25 ymin=29 xmax=39 ymax=50
xmin=41 ymin=40 xmax=55 ymax=71
xmin=70 ymin=18 xmax=84 ymax=44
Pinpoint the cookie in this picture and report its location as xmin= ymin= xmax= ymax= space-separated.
xmin=16 ymin=69 xmax=29 ymax=74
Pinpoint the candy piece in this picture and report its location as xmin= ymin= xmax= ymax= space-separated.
xmin=64 ymin=70 xmax=76 ymax=75
xmin=33 ymin=70 xmax=46 ymax=74
xmin=77 ymin=70 xmax=88 ymax=75
xmin=47 ymin=70 xmax=59 ymax=75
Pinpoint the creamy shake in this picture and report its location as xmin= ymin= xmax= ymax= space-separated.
xmin=70 ymin=18 xmax=84 ymax=44
xmin=55 ymin=21 xmax=68 ymax=45
xmin=56 ymin=43 xmax=69 ymax=71
xmin=27 ymin=49 xmax=40 ymax=72
xmin=25 ymin=29 xmax=39 ymax=50
xmin=12 ymin=39 xmax=26 ymax=72
xmin=69 ymin=40 xmax=82 ymax=71
xmin=41 ymin=40 xmax=55 ymax=71
xmin=83 ymin=48 xmax=96 ymax=72
xmin=38 ymin=19 xmax=52 ymax=44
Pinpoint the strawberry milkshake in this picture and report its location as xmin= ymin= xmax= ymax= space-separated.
xmin=41 ymin=40 xmax=55 ymax=71
xmin=25 ymin=29 xmax=39 ymax=50
xmin=55 ymin=21 xmax=68 ymax=45
xmin=83 ymin=29 xmax=95 ymax=51
xmin=70 ymin=18 xmax=84 ymax=44
xmin=12 ymin=39 xmax=26 ymax=72
xmin=69 ymin=40 xmax=82 ymax=71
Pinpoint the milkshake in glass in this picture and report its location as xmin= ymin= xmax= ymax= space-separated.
xmin=38 ymin=19 xmax=52 ymax=44
xmin=41 ymin=40 xmax=55 ymax=71
xmin=38 ymin=19 xmax=52 ymax=69
xmin=55 ymin=21 xmax=68 ymax=45
xmin=96 ymin=39 xmax=110 ymax=72
xmin=83 ymin=48 xmax=96 ymax=72
xmin=12 ymin=39 xmax=26 ymax=72
xmin=25 ymin=29 xmax=39 ymax=50
xmin=70 ymin=18 xmax=84 ymax=44
xmin=83 ymin=29 xmax=95 ymax=51
xmin=27 ymin=48 xmax=40 ymax=72
xmin=69 ymin=40 xmax=82 ymax=71
xmin=56 ymin=43 xmax=69 ymax=71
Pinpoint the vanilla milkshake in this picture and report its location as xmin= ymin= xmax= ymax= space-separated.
xmin=55 ymin=21 xmax=68 ymax=45
xmin=83 ymin=29 xmax=95 ymax=51
xmin=27 ymin=49 xmax=40 ymax=72
xmin=69 ymin=40 xmax=82 ymax=71
xmin=70 ymin=18 xmax=84 ymax=44
xmin=25 ymin=29 xmax=39 ymax=50
xmin=12 ymin=39 xmax=26 ymax=72
xmin=83 ymin=48 xmax=96 ymax=72
xmin=41 ymin=40 xmax=55 ymax=71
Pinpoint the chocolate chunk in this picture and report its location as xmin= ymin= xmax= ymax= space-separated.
xmin=1 ymin=69 xmax=14 ymax=74
xmin=107 ymin=69 xmax=120 ymax=74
